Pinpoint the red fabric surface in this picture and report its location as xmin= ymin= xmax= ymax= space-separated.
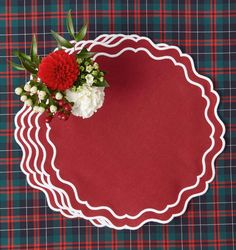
xmin=14 ymin=38 xmax=225 ymax=229
xmin=51 ymin=48 xmax=211 ymax=215
xmin=14 ymin=38 xmax=223 ymax=227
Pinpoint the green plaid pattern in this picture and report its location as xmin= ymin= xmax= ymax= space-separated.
xmin=0 ymin=0 xmax=235 ymax=249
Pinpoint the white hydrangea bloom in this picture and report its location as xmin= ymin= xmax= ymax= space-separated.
xmin=65 ymin=85 xmax=105 ymax=119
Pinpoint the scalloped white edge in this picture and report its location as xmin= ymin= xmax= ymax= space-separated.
xmin=15 ymin=90 xmax=109 ymax=227
xmin=16 ymin=105 xmax=111 ymax=227
xmin=47 ymin=36 xmax=226 ymax=221
xmin=21 ymin=35 xmax=225 ymax=230
xmin=29 ymin=35 xmax=225 ymax=229
xmin=14 ymin=36 xmax=125 ymax=228
xmin=14 ymin=34 xmax=226 ymax=230
xmin=14 ymin=35 xmax=128 ymax=228
xmin=15 ymin=34 xmax=162 ymax=229
xmin=47 ymin=48 xmax=215 ymax=217
xmin=37 ymin=35 xmax=131 ymax=227
xmin=34 ymin=35 xmax=143 ymax=218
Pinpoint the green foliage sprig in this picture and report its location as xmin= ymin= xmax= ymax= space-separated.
xmin=11 ymin=34 xmax=40 ymax=74
xmin=10 ymin=10 xmax=107 ymax=87
xmin=11 ymin=10 xmax=109 ymax=122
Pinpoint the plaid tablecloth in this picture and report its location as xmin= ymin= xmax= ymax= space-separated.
xmin=0 ymin=0 xmax=235 ymax=249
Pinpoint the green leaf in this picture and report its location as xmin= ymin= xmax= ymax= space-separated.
xmin=30 ymin=35 xmax=38 ymax=64
xmin=13 ymin=51 xmax=37 ymax=70
xmin=29 ymin=80 xmax=38 ymax=85
xmin=14 ymin=51 xmax=31 ymax=62
xmin=75 ymin=24 xmax=87 ymax=42
xmin=93 ymin=79 xmax=109 ymax=87
xmin=40 ymin=84 xmax=50 ymax=94
xmin=66 ymin=10 xmax=75 ymax=39
xmin=9 ymin=61 xmax=25 ymax=70
xmin=51 ymin=30 xmax=73 ymax=48
xmin=20 ymin=58 xmax=37 ymax=74
xmin=30 ymin=74 xmax=37 ymax=79
xmin=77 ymin=48 xmax=95 ymax=59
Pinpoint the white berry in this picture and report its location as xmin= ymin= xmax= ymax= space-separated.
xmin=25 ymin=99 xmax=33 ymax=106
xmin=55 ymin=92 xmax=63 ymax=100
xmin=38 ymin=91 xmax=46 ymax=100
xmin=33 ymin=106 xmax=39 ymax=113
xmin=15 ymin=87 xmax=23 ymax=95
xmin=24 ymin=84 xmax=31 ymax=92
xmin=20 ymin=95 xmax=27 ymax=102
xmin=50 ymin=105 xmax=57 ymax=113
xmin=30 ymin=86 xmax=37 ymax=94
xmin=38 ymin=107 xmax=45 ymax=113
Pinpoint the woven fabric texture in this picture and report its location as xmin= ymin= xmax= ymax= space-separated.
xmin=0 ymin=0 xmax=235 ymax=249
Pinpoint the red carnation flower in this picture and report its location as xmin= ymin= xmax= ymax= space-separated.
xmin=38 ymin=50 xmax=79 ymax=91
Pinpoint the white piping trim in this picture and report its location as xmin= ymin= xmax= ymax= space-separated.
xmin=14 ymin=34 xmax=225 ymax=229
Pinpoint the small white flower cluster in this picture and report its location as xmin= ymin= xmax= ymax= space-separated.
xmin=65 ymin=85 xmax=105 ymax=119
xmin=15 ymin=82 xmax=46 ymax=113
xmin=79 ymin=60 xmax=105 ymax=87
xmin=83 ymin=63 xmax=101 ymax=86
xmin=15 ymin=81 xmax=63 ymax=114
xmin=64 ymin=60 xmax=106 ymax=119
xmin=15 ymin=57 xmax=107 ymax=122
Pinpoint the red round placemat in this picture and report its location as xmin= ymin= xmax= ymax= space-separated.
xmin=15 ymin=36 xmax=225 ymax=229
xmin=15 ymin=106 xmax=106 ymax=226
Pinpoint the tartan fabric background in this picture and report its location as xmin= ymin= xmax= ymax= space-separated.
xmin=0 ymin=0 xmax=235 ymax=249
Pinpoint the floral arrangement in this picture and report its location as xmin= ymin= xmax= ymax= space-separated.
xmin=12 ymin=11 xmax=108 ymax=122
